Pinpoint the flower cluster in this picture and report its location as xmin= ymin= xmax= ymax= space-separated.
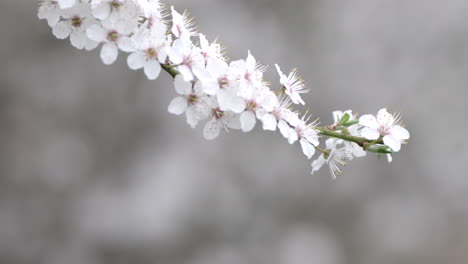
xmin=38 ymin=0 xmax=410 ymax=179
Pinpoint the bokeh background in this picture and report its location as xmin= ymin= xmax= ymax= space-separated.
xmin=1 ymin=0 xmax=467 ymax=263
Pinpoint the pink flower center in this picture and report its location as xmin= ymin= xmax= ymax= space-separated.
xmin=247 ymin=100 xmax=257 ymax=111
xmin=213 ymin=108 xmax=224 ymax=120
xmin=183 ymin=56 xmax=193 ymax=67
xmin=146 ymin=48 xmax=158 ymax=59
xmin=71 ymin=16 xmax=82 ymax=28
xmin=378 ymin=125 xmax=390 ymax=136
xmin=218 ymin=76 xmax=229 ymax=88
xmin=107 ymin=31 xmax=119 ymax=42
xmin=188 ymin=94 xmax=198 ymax=105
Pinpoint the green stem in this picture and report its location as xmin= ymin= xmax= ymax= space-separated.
xmin=161 ymin=64 xmax=179 ymax=78
xmin=315 ymin=127 xmax=383 ymax=148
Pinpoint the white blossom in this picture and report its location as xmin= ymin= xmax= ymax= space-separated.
xmin=311 ymin=139 xmax=353 ymax=180
xmin=168 ymin=37 xmax=205 ymax=82
xmin=275 ymin=64 xmax=308 ymax=105
xmin=86 ymin=19 xmax=136 ymax=65
xmin=359 ymin=108 xmax=410 ymax=152
xmin=38 ymin=0 xmax=62 ymax=27
xmin=203 ymin=99 xmax=241 ymax=140
xmin=171 ymin=6 xmax=195 ymax=38
xmin=51 ymin=3 xmax=99 ymax=50
xmin=168 ymin=76 xmax=209 ymax=128
xmin=127 ymin=22 xmax=169 ymax=80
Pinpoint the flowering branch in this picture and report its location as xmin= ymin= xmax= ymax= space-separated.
xmin=37 ymin=0 xmax=410 ymax=179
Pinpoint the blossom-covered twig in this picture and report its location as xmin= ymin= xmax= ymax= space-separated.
xmin=37 ymin=0 xmax=410 ymax=179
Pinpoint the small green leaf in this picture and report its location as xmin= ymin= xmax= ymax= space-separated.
xmin=366 ymin=144 xmax=393 ymax=154
xmin=342 ymin=120 xmax=359 ymax=127
xmin=339 ymin=113 xmax=350 ymax=125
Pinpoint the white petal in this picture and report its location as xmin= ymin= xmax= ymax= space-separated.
xmin=86 ymin=24 xmax=106 ymax=42
xmin=168 ymin=97 xmax=188 ymax=115
xmin=349 ymin=143 xmax=367 ymax=158
xmin=207 ymin=57 xmax=228 ymax=77
xmin=218 ymin=89 xmax=246 ymax=113
xmin=127 ymin=51 xmax=146 ymax=70
xmin=186 ymin=107 xmax=200 ymax=128
xmin=200 ymin=79 xmax=220 ymax=96
xmin=174 ymin=75 xmax=192 ymax=95
xmin=225 ymin=114 xmax=241 ymax=130
xmin=303 ymin=129 xmax=319 ymax=146
xmin=117 ymin=37 xmax=136 ymax=52
xmin=69 ymin=31 xmax=86 ymax=49
xmin=240 ymin=111 xmax=256 ymax=132
xmin=246 ymin=50 xmax=256 ymax=69
xmin=52 ymin=22 xmax=71 ymax=39
xmin=203 ymin=119 xmax=221 ymax=140
xmin=278 ymin=120 xmax=290 ymax=139
xmin=84 ymin=39 xmax=99 ymax=51
xmin=58 ymin=0 xmax=76 ymax=9
xmin=92 ymin=2 xmax=111 ymax=20
xmin=144 ymin=60 xmax=162 ymax=80
xmin=178 ymin=65 xmax=194 ymax=82
xmin=386 ymin=154 xmax=393 ymax=163
xmin=359 ymin=114 xmax=379 ymax=129
xmin=377 ymin=108 xmax=393 ymax=126
xmin=311 ymin=156 xmax=327 ymax=174
xmin=287 ymin=128 xmax=299 ymax=144
xmin=100 ymin=43 xmax=118 ymax=65
xmin=300 ymin=138 xmax=316 ymax=159
xmin=383 ymin=135 xmax=401 ymax=152
xmin=389 ymin=125 xmax=410 ymax=140
xmin=261 ymin=114 xmax=277 ymax=131
xmin=360 ymin=127 xmax=380 ymax=140
xmin=275 ymin=64 xmax=284 ymax=78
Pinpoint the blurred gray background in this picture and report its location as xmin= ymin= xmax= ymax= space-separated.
xmin=1 ymin=0 xmax=467 ymax=263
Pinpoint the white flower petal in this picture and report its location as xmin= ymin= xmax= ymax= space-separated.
xmin=386 ymin=154 xmax=393 ymax=163
xmin=100 ymin=42 xmax=118 ymax=65
xmin=359 ymin=114 xmax=379 ymax=129
xmin=349 ymin=143 xmax=367 ymax=158
xmin=287 ymin=128 xmax=299 ymax=144
xmin=240 ymin=111 xmax=256 ymax=132
xmin=225 ymin=114 xmax=241 ymax=130
xmin=178 ymin=65 xmax=194 ymax=82
xmin=389 ymin=125 xmax=410 ymax=140
xmin=127 ymin=51 xmax=146 ymax=70
xmin=174 ymin=75 xmax=192 ymax=95
xmin=300 ymin=138 xmax=316 ymax=159
xmin=168 ymin=97 xmax=188 ymax=115
xmin=143 ymin=60 xmax=162 ymax=80
xmin=84 ymin=39 xmax=99 ymax=51
xmin=86 ymin=24 xmax=106 ymax=42
xmin=92 ymin=2 xmax=111 ymax=20
xmin=186 ymin=107 xmax=201 ymax=128
xmin=58 ymin=0 xmax=76 ymax=9
xmin=377 ymin=108 xmax=393 ymax=126
xmin=117 ymin=37 xmax=135 ymax=52
xmin=261 ymin=114 xmax=277 ymax=131
xmin=246 ymin=50 xmax=256 ymax=69
xmin=69 ymin=31 xmax=86 ymax=49
xmin=383 ymin=135 xmax=401 ymax=152
xmin=52 ymin=22 xmax=71 ymax=39
xmin=360 ymin=127 xmax=380 ymax=140
xmin=278 ymin=120 xmax=290 ymax=139
xmin=203 ymin=118 xmax=221 ymax=140
xmin=311 ymin=155 xmax=327 ymax=174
